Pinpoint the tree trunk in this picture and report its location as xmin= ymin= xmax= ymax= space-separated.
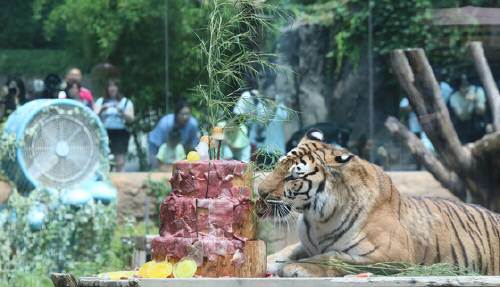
xmin=469 ymin=41 xmax=500 ymax=132
xmin=385 ymin=44 xmax=500 ymax=212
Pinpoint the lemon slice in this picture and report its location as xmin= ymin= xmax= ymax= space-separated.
xmin=173 ymin=258 xmax=198 ymax=278
xmin=186 ymin=151 xmax=201 ymax=162
xmin=137 ymin=261 xmax=155 ymax=278
xmin=148 ymin=261 xmax=173 ymax=278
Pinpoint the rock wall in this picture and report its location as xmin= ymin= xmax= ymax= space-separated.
xmin=111 ymin=172 xmax=170 ymax=222
xmin=275 ymin=24 xmax=330 ymax=135
xmin=274 ymin=21 xmax=397 ymax=151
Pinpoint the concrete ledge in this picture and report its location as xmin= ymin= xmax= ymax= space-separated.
xmin=77 ymin=276 xmax=500 ymax=287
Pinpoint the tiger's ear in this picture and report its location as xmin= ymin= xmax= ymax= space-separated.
xmin=306 ymin=128 xmax=325 ymax=142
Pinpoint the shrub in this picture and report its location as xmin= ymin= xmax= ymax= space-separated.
xmin=0 ymin=189 xmax=117 ymax=286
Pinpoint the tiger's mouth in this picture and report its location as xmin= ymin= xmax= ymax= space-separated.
xmin=256 ymin=196 xmax=293 ymax=219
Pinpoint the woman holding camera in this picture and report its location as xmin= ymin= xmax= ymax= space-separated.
xmin=94 ymin=79 xmax=134 ymax=172
xmin=0 ymin=77 xmax=27 ymax=120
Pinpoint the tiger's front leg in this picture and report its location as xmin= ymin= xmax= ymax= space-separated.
xmin=267 ymin=242 xmax=308 ymax=275
xmin=280 ymin=250 xmax=372 ymax=277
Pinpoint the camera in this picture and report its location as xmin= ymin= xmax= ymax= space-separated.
xmin=8 ymin=87 xmax=17 ymax=95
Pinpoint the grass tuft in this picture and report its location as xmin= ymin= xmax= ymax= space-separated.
xmin=294 ymin=259 xmax=479 ymax=277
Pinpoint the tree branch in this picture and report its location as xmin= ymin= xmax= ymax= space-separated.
xmin=469 ymin=131 xmax=500 ymax=157
xmin=385 ymin=116 xmax=466 ymax=200
xmin=390 ymin=49 xmax=472 ymax=171
xmin=469 ymin=41 xmax=500 ymax=132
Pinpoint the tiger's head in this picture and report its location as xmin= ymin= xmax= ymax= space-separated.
xmin=256 ymin=129 xmax=388 ymax=221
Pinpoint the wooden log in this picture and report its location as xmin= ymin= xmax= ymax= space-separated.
xmin=233 ymin=201 xmax=256 ymax=240
xmin=388 ymin=47 xmax=500 ymax=209
xmin=196 ymin=240 xmax=266 ymax=278
xmin=78 ymin=277 xmax=139 ymax=287
xmin=385 ymin=116 xmax=466 ymax=199
xmin=236 ymin=240 xmax=266 ymax=277
xmin=390 ymin=49 xmax=472 ymax=171
xmin=50 ymin=273 xmax=78 ymax=287
xmin=470 ymin=130 xmax=500 ymax=156
xmin=469 ymin=41 xmax=500 ymax=131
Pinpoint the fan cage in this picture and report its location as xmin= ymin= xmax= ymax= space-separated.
xmin=3 ymin=100 xmax=109 ymax=191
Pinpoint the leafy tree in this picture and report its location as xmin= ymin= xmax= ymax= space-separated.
xmin=282 ymin=0 xmax=498 ymax=81
xmin=0 ymin=1 xmax=53 ymax=49
xmin=32 ymin=0 xmax=210 ymax=113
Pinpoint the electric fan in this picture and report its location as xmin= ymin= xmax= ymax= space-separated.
xmin=1 ymin=99 xmax=110 ymax=193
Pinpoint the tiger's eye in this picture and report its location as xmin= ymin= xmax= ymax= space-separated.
xmin=335 ymin=155 xmax=353 ymax=163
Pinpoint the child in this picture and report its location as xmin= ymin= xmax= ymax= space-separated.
xmin=156 ymin=130 xmax=186 ymax=170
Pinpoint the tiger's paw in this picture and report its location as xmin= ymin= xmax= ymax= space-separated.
xmin=267 ymin=261 xmax=282 ymax=276
xmin=279 ymin=263 xmax=320 ymax=277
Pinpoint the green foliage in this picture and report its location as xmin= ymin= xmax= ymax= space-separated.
xmin=0 ymin=2 xmax=54 ymax=50
xmin=0 ymin=192 xmax=153 ymax=286
xmin=145 ymin=178 xmax=171 ymax=207
xmin=192 ymin=0 xmax=278 ymax=133
xmin=32 ymin=0 xmax=166 ymax=110
xmin=31 ymin=0 xmax=210 ymax=113
xmin=0 ymin=189 xmax=118 ymax=286
xmin=145 ymin=177 xmax=171 ymax=226
xmin=298 ymin=258 xmax=479 ymax=276
xmin=285 ymin=0 xmax=494 ymax=81
xmin=0 ymin=49 xmax=78 ymax=77
xmin=33 ymin=0 xmax=163 ymax=60
xmin=251 ymin=147 xmax=283 ymax=172
xmin=167 ymin=0 xmax=210 ymax=108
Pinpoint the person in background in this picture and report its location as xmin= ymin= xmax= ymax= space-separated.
xmin=218 ymin=119 xmax=251 ymax=162
xmin=0 ymin=77 xmax=27 ymax=119
xmin=399 ymin=97 xmax=422 ymax=138
xmin=58 ymin=68 xmax=94 ymax=108
xmin=148 ymin=101 xmax=199 ymax=169
xmin=156 ymin=129 xmax=186 ymax=170
xmin=94 ymin=79 xmax=134 ymax=172
xmin=233 ymin=89 xmax=267 ymax=150
xmin=448 ymin=74 xmax=488 ymax=143
xmin=41 ymin=74 xmax=62 ymax=99
xmin=400 ymin=81 xmax=452 ymax=140
xmin=440 ymin=81 xmax=453 ymax=104
xmin=399 ymin=80 xmax=451 ymax=169
xmin=400 ymin=80 xmax=453 ymax=139
xmin=65 ymin=80 xmax=93 ymax=109
xmin=239 ymin=76 xmax=290 ymax=164
xmin=26 ymin=79 xmax=45 ymax=101
xmin=256 ymin=77 xmax=289 ymax=155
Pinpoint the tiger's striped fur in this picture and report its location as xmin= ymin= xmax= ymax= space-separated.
xmin=257 ymin=129 xmax=500 ymax=277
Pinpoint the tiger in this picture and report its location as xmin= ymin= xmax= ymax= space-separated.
xmin=256 ymin=129 xmax=500 ymax=277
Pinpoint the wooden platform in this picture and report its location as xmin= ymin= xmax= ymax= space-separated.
xmin=53 ymin=274 xmax=500 ymax=287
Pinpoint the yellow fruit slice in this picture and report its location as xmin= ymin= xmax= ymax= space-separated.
xmin=148 ymin=261 xmax=173 ymax=278
xmin=186 ymin=151 xmax=201 ymax=162
xmin=173 ymin=258 xmax=198 ymax=278
xmin=137 ymin=261 xmax=155 ymax=278
xmin=98 ymin=271 xmax=136 ymax=280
